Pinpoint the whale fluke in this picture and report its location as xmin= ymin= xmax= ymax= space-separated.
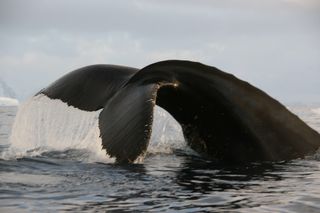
xmin=99 ymin=84 xmax=158 ymax=163
xmin=38 ymin=64 xmax=138 ymax=111
xmin=38 ymin=60 xmax=320 ymax=163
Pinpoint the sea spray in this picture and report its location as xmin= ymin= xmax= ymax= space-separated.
xmin=4 ymin=95 xmax=186 ymax=161
xmin=149 ymin=106 xmax=186 ymax=154
xmin=6 ymin=95 xmax=107 ymax=162
xmin=290 ymin=106 xmax=320 ymax=133
xmin=0 ymin=106 xmax=17 ymax=145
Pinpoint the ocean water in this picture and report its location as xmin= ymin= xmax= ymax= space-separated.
xmin=1 ymin=98 xmax=320 ymax=212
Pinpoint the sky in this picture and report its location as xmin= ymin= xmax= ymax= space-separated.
xmin=0 ymin=0 xmax=319 ymax=103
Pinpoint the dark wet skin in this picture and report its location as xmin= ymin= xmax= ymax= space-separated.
xmin=39 ymin=60 xmax=320 ymax=164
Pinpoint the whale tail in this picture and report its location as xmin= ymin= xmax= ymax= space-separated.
xmin=38 ymin=60 xmax=320 ymax=163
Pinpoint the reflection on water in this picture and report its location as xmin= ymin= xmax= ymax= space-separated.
xmin=1 ymin=151 xmax=320 ymax=212
xmin=0 ymin=105 xmax=320 ymax=212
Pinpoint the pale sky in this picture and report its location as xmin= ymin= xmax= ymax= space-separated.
xmin=0 ymin=0 xmax=319 ymax=103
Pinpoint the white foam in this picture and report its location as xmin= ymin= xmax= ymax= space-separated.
xmin=0 ymin=97 xmax=19 ymax=106
xmin=311 ymin=108 xmax=320 ymax=115
xmin=3 ymin=95 xmax=186 ymax=162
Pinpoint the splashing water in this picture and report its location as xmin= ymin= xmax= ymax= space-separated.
xmin=4 ymin=95 xmax=186 ymax=162
xmin=1 ymin=100 xmax=320 ymax=212
xmin=5 ymin=95 xmax=320 ymax=163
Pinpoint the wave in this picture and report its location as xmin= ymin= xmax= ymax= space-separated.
xmin=2 ymin=95 xmax=186 ymax=162
xmin=311 ymin=108 xmax=320 ymax=116
xmin=0 ymin=97 xmax=19 ymax=106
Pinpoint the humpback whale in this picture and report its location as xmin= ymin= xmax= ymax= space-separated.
xmin=37 ymin=60 xmax=320 ymax=164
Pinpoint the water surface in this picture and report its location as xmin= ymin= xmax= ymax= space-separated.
xmin=1 ymin=104 xmax=320 ymax=212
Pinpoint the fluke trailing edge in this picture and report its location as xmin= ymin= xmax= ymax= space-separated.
xmin=38 ymin=60 xmax=320 ymax=163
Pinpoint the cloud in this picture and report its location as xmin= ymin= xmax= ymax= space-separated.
xmin=0 ymin=0 xmax=319 ymax=102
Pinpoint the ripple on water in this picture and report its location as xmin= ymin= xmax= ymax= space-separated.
xmin=1 ymin=105 xmax=320 ymax=212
